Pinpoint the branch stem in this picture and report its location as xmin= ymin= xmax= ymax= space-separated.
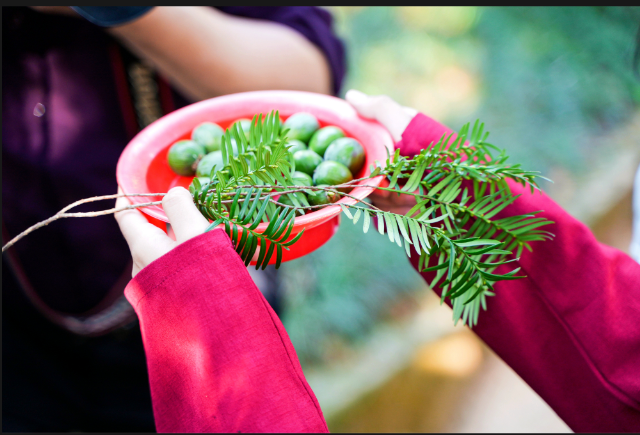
xmin=2 ymin=194 xmax=165 ymax=253
xmin=207 ymin=184 xmax=385 ymax=213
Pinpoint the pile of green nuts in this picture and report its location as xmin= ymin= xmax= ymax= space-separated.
xmin=166 ymin=112 xmax=365 ymax=207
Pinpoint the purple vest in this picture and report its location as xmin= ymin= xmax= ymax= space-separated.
xmin=2 ymin=6 xmax=345 ymax=314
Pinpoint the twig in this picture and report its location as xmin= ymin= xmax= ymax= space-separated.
xmin=269 ymin=199 xmax=326 ymax=211
xmin=208 ymin=184 xmax=385 ymax=213
xmin=2 ymin=193 xmax=166 ymax=253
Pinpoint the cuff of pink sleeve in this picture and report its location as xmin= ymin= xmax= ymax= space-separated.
xmin=124 ymin=228 xmax=234 ymax=309
xmin=395 ymin=113 xmax=456 ymax=157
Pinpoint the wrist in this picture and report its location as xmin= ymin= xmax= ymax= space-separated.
xmin=395 ymin=113 xmax=455 ymax=157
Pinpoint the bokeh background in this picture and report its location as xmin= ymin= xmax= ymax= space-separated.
xmin=274 ymin=6 xmax=640 ymax=432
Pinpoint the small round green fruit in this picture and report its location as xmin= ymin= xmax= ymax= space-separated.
xmin=313 ymin=160 xmax=353 ymax=187
xmin=191 ymin=122 xmax=224 ymax=153
xmin=307 ymin=185 xmax=338 ymax=206
xmin=323 ymin=137 xmax=365 ymax=175
xmin=293 ymin=149 xmax=323 ymax=176
xmin=167 ymin=140 xmax=206 ymax=176
xmin=286 ymin=139 xmax=307 ymax=155
xmin=283 ymin=112 xmax=319 ymax=143
xmin=309 ymin=126 xmax=345 ymax=157
xmin=196 ymin=151 xmax=225 ymax=178
xmin=292 ymin=171 xmax=313 ymax=187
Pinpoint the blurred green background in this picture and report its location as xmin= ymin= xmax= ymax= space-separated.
xmin=279 ymin=6 xmax=640 ymax=366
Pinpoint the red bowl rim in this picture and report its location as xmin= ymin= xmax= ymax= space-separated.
xmin=116 ymin=90 xmax=394 ymax=232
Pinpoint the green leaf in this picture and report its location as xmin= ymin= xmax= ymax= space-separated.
xmin=511 ymin=220 xmax=554 ymax=235
xmin=388 ymin=164 xmax=404 ymax=189
xmin=272 ymin=209 xmax=295 ymax=240
xmin=255 ymin=239 xmax=268 ymax=270
xmin=283 ymin=229 xmax=304 ymax=247
xmin=352 ymin=209 xmax=362 ymax=224
xmin=427 ymin=173 xmax=456 ymax=197
xmin=480 ymin=267 xmax=523 ymax=282
xmin=241 ymin=190 xmax=262 ymax=225
xmin=406 ymin=199 xmax=431 ymax=219
xmin=422 ymin=261 xmax=449 ymax=272
xmin=391 ymin=217 xmax=402 ymax=247
xmin=236 ymin=226 xmax=249 ymax=252
xmin=455 ymin=239 xmax=502 ymax=248
xmin=440 ymin=180 xmax=462 ymax=203
xmin=420 ymin=224 xmax=431 ymax=251
xmin=407 ymin=218 xmax=422 ymax=255
xmin=363 ymin=210 xmax=371 ymax=234
xmin=476 ymin=258 xmax=519 ymax=268
xmin=248 ymin=198 xmax=271 ymax=230
xmin=264 ymin=207 xmax=285 ymax=236
xmin=239 ymin=233 xmax=254 ymax=263
xmin=192 ymin=177 xmax=202 ymax=192
xmin=204 ymin=218 xmax=224 ymax=233
xmin=448 ymin=275 xmax=479 ymax=300
xmin=247 ymin=235 xmax=261 ymax=267
xmin=231 ymin=223 xmax=239 ymax=246
xmin=377 ymin=212 xmax=385 ymax=235
xmin=402 ymin=161 xmax=427 ymax=192
xmin=419 ymin=214 xmax=448 ymax=224
xmin=383 ymin=213 xmax=396 ymax=244
xmin=275 ymin=244 xmax=283 ymax=269
xmin=442 ymin=257 xmax=471 ymax=288
xmin=403 ymin=236 xmax=412 ymax=257
xmin=238 ymin=188 xmax=254 ymax=219
xmin=341 ymin=204 xmax=353 ymax=219
xmin=464 ymin=284 xmax=491 ymax=306
xmin=430 ymin=254 xmax=448 ymax=288
xmin=447 ymin=243 xmax=456 ymax=280
xmin=395 ymin=215 xmax=412 ymax=244
xmin=230 ymin=189 xmax=242 ymax=218
xmin=262 ymin=241 xmax=277 ymax=270
xmin=220 ymin=135 xmax=228 ymax=165
xmin=418 ymin=252 xmax=427 ymax=271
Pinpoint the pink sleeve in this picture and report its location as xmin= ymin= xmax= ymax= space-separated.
xmin=397 ymin=114 xmax=640 ymax=432
xmin=124 ymin=229 xmax=328 ymax=433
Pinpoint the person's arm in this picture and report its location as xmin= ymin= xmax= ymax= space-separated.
xmin=108 ymin=7 xmax=333 ymax=101
xmin=115 ymin=188 xmax=328 ymax=433
xmin=347 ymin=90 xmax=640 ymax=432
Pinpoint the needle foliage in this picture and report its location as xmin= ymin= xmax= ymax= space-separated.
xmin=190 ymin=111 xmax=554 ymax=327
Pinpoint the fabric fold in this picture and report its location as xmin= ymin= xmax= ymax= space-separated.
xmin=399 ymin=113 xmax=640 ymax=432
xmin=125 ymin=229 xmax=328 ymax=433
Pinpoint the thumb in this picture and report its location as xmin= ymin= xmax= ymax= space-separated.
xmin=346 ymin=89 xmax=417 ymax=142
xmin=162 ymin=186 xmax=210 ymax=244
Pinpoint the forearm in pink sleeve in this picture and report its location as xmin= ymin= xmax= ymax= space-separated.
xmin=399 ymin=114 xmax=640 ymax=432
xmin=124 ymin=229 xmax=328 ymax=433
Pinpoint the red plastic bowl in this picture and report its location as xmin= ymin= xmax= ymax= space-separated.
xmin=116 ymin=90 xmax=394 ymax=264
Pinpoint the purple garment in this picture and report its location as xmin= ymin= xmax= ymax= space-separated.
xmin=2 ymin=6 xmax=346 ymax=314
xmin=2 ymin=6 xmax=345 ymax=431
xmin=3 ymin=8 xmax=132 ymax=314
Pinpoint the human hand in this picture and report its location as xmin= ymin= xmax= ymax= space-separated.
xmin=345 ymin=89 xmax=417 ymax=143
xmin=115 ymin=186 xmax=210 ymax=277
xmin=345 ymin=89 xmax=419 ymax=214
